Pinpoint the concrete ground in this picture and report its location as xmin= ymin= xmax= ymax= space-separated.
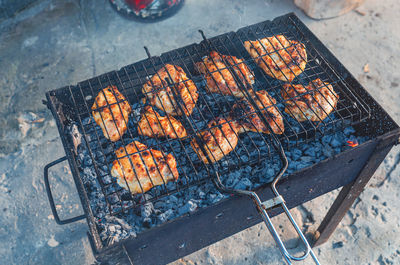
xmin=0 ymin=0 xmax=399 ymax=264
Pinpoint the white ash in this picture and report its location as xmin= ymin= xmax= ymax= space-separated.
xmin=100 ymin=216 xmax=136 ymax=246
xmin=69 ymin=124 xmax=82 ymax=155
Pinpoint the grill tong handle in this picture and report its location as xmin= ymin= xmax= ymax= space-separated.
xmin=248 ymin=191 xmax=321 ymax=265
xmin=44 ymin=156 xmax=85 ymax=225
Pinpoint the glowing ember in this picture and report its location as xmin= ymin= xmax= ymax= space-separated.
xmin=347 ymin=140 xmax=359 ymax=147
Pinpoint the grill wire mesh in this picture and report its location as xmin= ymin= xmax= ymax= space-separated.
xmin=61 ymin=15 xmax=371 ymax=215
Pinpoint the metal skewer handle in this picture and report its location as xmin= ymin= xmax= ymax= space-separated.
xmin=213 ymin=174 xmax=320 ymax=264
xmin=253 ymin=191 xmax=321 ymax=264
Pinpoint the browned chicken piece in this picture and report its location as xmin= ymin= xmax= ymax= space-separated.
xmin=196 ymin=51 xmax=254 ymax=98
xmin=92 ymin=86 xmax=132 ymax=142
xmin=244 ymin=35 xmax=307 ymax=82
xmin=142 ymin=64 xmax=198 ymax=116
xmin=190 ymin=117 xmax=240 ymax=164
xmin=231 ymin=90 xmax=284 ymax=135
xmin=281 ymin=78 xmax=339 ymax=122
xmin=137 ymin=106 xmax=187 ymax=139
xmin=111 ymin=141 xmax=179 ymax=195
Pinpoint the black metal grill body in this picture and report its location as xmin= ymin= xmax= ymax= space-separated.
xmin=44 ymin=13 xmax=400 ymax=264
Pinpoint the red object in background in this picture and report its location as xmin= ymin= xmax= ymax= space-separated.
xmin=110 ymin=0 xmax=183 ymax=21
xmin=125 ymin=0 xmax=154 ymax=12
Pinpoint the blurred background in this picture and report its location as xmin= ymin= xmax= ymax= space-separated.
xmin=0 ymin=0 xmax=399 ymax=264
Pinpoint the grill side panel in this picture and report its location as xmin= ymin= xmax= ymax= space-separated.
xmin=45 ymin=92 xmax=104 ymax=251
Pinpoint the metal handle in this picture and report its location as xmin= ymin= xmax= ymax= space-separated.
xmin=44 ymin=156 xmax=85 ymax=225
xmin=251 ymin=191 xmax=321 ymax=265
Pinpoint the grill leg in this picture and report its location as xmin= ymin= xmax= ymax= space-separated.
xmin=313 ymin=142 xmax=394 ymax=247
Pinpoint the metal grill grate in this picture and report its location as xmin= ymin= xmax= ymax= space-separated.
xmin=57 ymin=14 xmax=371 ymax=216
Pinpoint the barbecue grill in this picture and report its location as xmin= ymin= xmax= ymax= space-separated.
xmin=43 ymin=13 xmax=400 ymax=264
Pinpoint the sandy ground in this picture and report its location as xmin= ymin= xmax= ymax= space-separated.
xmin=0 ymin=0 xmax=399 ymax=264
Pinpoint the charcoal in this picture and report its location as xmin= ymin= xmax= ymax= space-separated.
xmin=225 ymin=171 xmax=240 ymax=187
xmin=288 ymin=161 xmax=299 ymax=171
xmin=154 ymin=201 xmax=166 ymax=209
xmin=142 ymin=218 xmax=152 ymax=228
xmin=330 ymin=138 xmax=342 ymax=148
xmin=178 ymin=200 xmax=198 ymax=215
xmin=74 ymin=114 xmax=369 ymax=246
xmin=141 ymin=202 xmax=154 ymax=218
xmin=208 ymin=193 xmax=217 ymax=202
xmin=344 ymin=127 xmax=355 ymax=135
xmin=234 ymin=178 xmax=252 ymax=190
xmin=266 ymin=167 xmax=275 ymax=178
xmin=291 ymin=149 xmax=302 ymax=161
xmin=95 ymin=151 xmax=106 ymax=163
xmin=322 ymin=135 xmax=332 ymax=145
xmin=168 ymin=195 xmax=178 ymax=204
xmin=83 ymin=157 xmax=93 ymax=167
xmin=158 ymin=209 xmax=174 ymax=223
xmin=300 ymin=156 xmax=313 ymax=163
xmin=304 ymin=146 xmax=316 ymax=157
xmin=82 ymin=117 xmax=91 ymax=125
xmin=322 ymin=144 xmax=334 ymax=157
xmin=102 ymin=174 xmax=112 ymax=185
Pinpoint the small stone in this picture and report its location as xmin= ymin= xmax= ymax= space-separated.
xmin=47 ymin=235 xmax=59 ymax=247
xmin=332 ymin=241 xmax=344 ymax=249
xmin=22 ymin=36 xmax=39 ymax=48
xmin=354 ymin=9 xmax=366 ymax=16
xmin=363 ymin=63 xmax=369 ymax=73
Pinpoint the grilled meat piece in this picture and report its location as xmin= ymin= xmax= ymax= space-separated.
xmin=196 ymin=51 xmax=254 ymax=98
xmin=142 ymin=64 xmax=198 ymax=116
xmin=190 ymin=117 xmax=239 ymax=164
xmin=92 ymin=86 xmax=132 ymax=142
xmin=111 ymin=141 xmax=179 ymax=195
xmin=191 ymin=90 xmax=284 ymax=163
xmin=138 ymin=106 xmax=187 ymax=139
xmin=231 ymin=90 xmax=284 ymax=134
xmin=244 ymin=35 xmax=307 ymax=82
xmin=281 ymin=78 xmax=338 ymax=122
